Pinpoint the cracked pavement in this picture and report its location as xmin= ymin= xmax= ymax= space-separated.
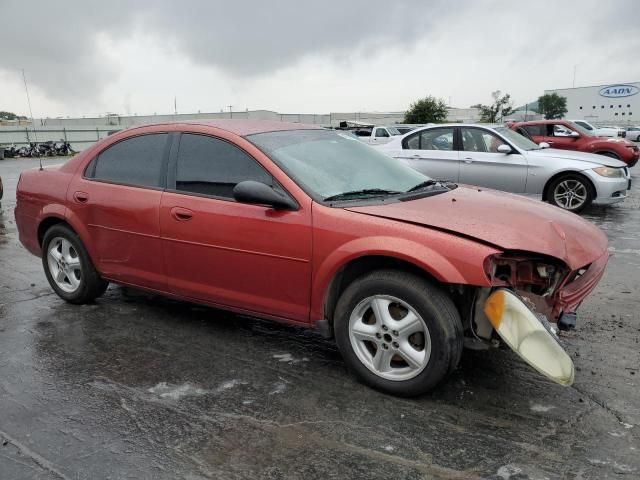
xmin=0 ymin=157 xmax=638 ymax=479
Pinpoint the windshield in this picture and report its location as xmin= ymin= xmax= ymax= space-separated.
xmin=248 ymin=129 xmax=431 ymax=201
xmin=494 ymin=126 xmax=541 ymax=151
xmin=567 ymin=121 xmax=595 ymax=137
xmin=386 ymin=126 xmax=402 ymax=136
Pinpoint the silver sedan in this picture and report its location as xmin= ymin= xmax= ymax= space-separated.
xmin=378 ymin=124 xmax=631 ymax=212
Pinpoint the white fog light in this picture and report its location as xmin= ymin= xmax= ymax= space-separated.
xmin=484 ymin=289 xmax=574 ymax=386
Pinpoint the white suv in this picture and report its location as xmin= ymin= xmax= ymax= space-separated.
xmin=570 ymin=120 xmax=625 ymax=138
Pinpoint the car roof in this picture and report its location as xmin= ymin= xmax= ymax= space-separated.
xmin=124 ymin=120 xmax=322 ymax=137
xmin=512 ymin=120 xmax=568 ymax=125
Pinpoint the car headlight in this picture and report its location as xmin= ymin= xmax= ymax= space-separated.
xmin=592 ymin=166 xmax=624 ymax=178
xmin=484 ymin=289 xmax=574 ymax=385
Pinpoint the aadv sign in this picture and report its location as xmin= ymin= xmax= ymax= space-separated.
xmin=599 ymin=84 xmax=639 ymax=98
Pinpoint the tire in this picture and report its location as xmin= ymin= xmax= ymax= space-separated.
xmin=333 ymin=269 xmax=463 ymax=396
xmin=597 ymin=151 xmax=621 ymax=160
xmin=42 ymin=224 xmax=108 ymax=304
xmin=546 ymin=173 xmax=594 ymax=213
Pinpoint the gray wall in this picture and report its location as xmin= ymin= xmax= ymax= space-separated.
xmin=1 ymin=108 xmax=481 ymax=152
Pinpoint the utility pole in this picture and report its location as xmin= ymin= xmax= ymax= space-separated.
xmin=572 ymin=65 xmax=577 ymax=88
xmin=174 ymin=96 xmax=177 ymax=115
xmin=228 ymin=105 xmax=233 ymax=119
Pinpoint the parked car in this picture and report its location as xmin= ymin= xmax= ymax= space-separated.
xmin=625 ymin=126 xmax=640 ymax=142
xmin=351 ymin=125 xmax=403 ymax=145
xmin=570 ymin=120 xmax=625 ymax=138
xmin=15 ymin=121 xmax=610 ymax=395
xmin=509 ymin=120 xmax=639 ymax=167
xmin=379 ymin=124 xmax=631 ymax=212
xmin=599 ymin=125 xmax=626 ymax=138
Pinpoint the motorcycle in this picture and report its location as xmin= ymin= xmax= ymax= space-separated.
xmin=1 ymin=144 xmax=19 ymax=158
xmin=55 ymin=140 xmax=75 ymax=156
xmin=38 ymin=141 xmax=57 ymax=157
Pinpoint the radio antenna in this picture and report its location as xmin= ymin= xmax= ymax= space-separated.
xmin=22 ymin=69 xmax=41 ymax=170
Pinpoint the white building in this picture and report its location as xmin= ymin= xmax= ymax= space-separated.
xmin=545 ymin=82 xmax=639 ymax=126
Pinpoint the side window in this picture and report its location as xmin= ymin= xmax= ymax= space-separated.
xmin=461 ymin=128 xmax=505 ymax=153
xmin=91 ymin=134 xmax=168 ymax=188
xmin=375 ymin=128 xmax=389 ymax=138
xmin=403 ymin=128 xmax=454 ymax=150
xmin=523 ymin=125 xmax=545 ymax=137
xmin=176 ymin=134 xmax=272 ymax=199
xmin=405 ymin=132 xmax=420 ymax=149
xmin=552 ymin=124 xmax=572 ymax=137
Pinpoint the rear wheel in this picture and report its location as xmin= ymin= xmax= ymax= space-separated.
xmin=547 ymin=174 xmax=594 ymax=213
xmin=42 ymin=224 xmax=108 ymax=304
xmin=334 ymin=270 xmax=462 ymax=396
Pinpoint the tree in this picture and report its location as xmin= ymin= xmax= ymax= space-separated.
xmin=404 ymin=96 xmax=448 ymax=124
xmin=537 ymin=93 xmax=567 ymax=119
xmin=472 ymin=90 xmax=514 ymax=123
xmin=0 ymin=111 xmax=28 ymax=121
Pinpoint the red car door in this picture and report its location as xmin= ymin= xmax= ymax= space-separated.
xmin=160 ymin=132 xmax=313 ymax=323
xmin=67 ymin=133 xmax=170 ymax=291
xmin=544 ymin=123 xmax=582 ymax=151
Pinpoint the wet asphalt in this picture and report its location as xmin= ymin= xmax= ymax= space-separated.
xmin=0 ymin=157 xmax=638 ymax=480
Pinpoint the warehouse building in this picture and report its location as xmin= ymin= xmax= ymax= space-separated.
xmin=545 ymin=82 xmax=639 ymax=125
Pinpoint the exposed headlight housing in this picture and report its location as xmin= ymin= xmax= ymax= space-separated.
xmin=592 ymin=166 xmax=624 ymax=178
xmin=484 ymin=289 xmax=574 ymax=385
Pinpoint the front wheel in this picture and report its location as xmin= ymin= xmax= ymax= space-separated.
xmin=42 ymin=224 xmax=109 ymax=304
xmin=547 ymin=174 xmax=594 ymax=213
xmin=334 ymin=270 xmax=463 ymax=396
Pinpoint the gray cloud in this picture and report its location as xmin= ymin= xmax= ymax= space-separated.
xmin=0 ymin=0 xmax=447 ymax=103
xmin=0 ymin=0 xmax=638 ymax=109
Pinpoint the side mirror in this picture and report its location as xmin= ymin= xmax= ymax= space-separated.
xmin=569 ymin=131 xmax=580 ymax=138
xmin=233 ymin=181 xmax=297 ymax=210
xmin=539 ymin=142 xmax=550 ymax=149
xmin=497 ymin=144 xmax=512 ymax=154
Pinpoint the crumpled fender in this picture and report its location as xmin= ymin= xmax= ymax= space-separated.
xmin=310 ymin=235 xmax=496 ymax=321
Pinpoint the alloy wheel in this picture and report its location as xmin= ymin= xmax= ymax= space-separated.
xmin=553 ymin=179 xmax=587 ymax=210
xmin=47 ymin=237 xmax=82 ymax=293
xmin=348 ymin=295 xmax=431 ymax=381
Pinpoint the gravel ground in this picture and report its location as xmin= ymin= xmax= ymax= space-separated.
xmin=0 ymin=157 xmax=638 ymax=480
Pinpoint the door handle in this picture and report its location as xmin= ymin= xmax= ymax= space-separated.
xmin=463 ymin=158 xmax=473 ymax=164
xmin=73 ymin=191 xmax=89 ymax=203
xmin=412 ymin=154 xmax=422 ymax=158
xmin=171 ymin=207 xmax=193 ymax=221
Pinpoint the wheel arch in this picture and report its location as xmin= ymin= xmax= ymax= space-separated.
xmin=37 ymin=210 xmax=100 ymax=268
xmin=322 ymin=255 xmax=443 ymax=326
xmin=592 ymin=150 xmax=621 ymax=160
xmin=542 ymin=170 xmax=596 ymax=202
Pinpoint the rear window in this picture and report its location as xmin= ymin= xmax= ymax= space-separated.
xmin=89 ymin=134 xmax=168 ymax=188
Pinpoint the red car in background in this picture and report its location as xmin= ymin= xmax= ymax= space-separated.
xmin=509 ymin=120 xmax=639 ymax=167
xmin=15 ymin=121 xmax=609 ymax=395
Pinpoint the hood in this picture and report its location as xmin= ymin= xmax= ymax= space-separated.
xmin=346 ymin=187 xmax=607 ymax=270
xmin=529 ymin=148 xmax=627 ymax=167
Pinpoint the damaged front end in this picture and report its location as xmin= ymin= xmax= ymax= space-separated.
xmin=464 ymin=252 xmax=607 ymax=386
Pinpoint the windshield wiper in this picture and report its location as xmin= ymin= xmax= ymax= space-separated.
xmin=324 ymin=188 xmax=402 ymax=202
xmin=406 ymin=180 xmax=439 ymax=192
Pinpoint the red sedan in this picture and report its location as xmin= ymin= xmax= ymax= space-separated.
xmin=15 ymin=121 xmax=609 ymax=395
xmin=509 ymin=120 xmax=639 ymax=167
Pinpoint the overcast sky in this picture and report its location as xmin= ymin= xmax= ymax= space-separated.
xmin=1 ymin=0 xmax=638 ymax=118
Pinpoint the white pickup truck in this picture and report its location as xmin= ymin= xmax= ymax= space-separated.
xmin=571 ymin=120 xmax=626 ymax=138
xmin=352 ymin=125 xmax=403 ymax=145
